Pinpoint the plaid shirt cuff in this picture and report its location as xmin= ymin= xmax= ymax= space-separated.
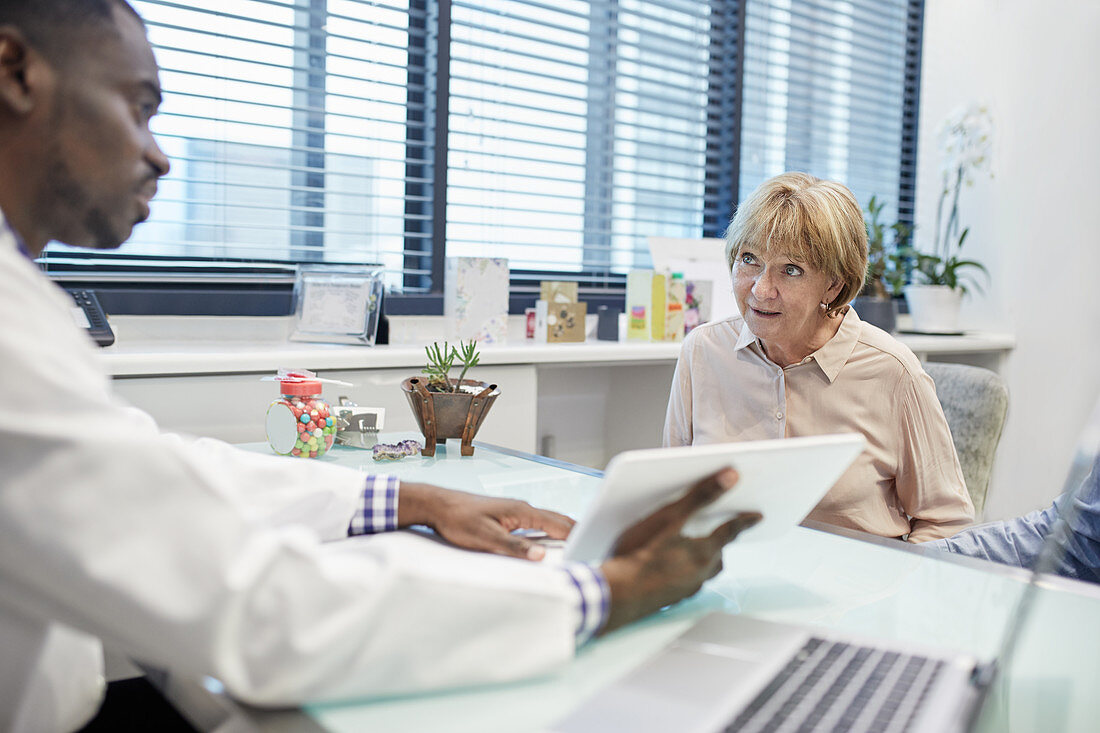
xmin=562 ymin=562 xmax=610 ymax=645
xmin=348 ymin=475 xmax=400 ymax=535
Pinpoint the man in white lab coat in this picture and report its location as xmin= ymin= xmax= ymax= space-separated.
xmin=0 ymin=2 xmax=759 ymax=731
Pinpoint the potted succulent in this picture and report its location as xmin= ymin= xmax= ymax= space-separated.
xmin=401 ymin=340 xmax=499 ymax=457
xmin=853 ymin=195 xmax=910 ymax=333
xmin=903 ymin=104 xmax=992 ymax=333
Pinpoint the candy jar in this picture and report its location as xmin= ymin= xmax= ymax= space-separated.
xmin=265 ymin=373 xmax=337 ymax=458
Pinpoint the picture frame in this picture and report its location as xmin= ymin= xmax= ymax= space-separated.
xmin=290 ymin=265 xmax=385 ymax=345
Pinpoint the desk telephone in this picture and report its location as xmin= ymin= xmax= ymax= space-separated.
xmin=65 ymin=289 xmax=115 ymax=347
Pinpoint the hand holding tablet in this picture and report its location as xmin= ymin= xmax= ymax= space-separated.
xmin=563 ymin=434 xmax=866 ymax=563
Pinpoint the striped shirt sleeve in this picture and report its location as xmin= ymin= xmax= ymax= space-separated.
xmin=561 ymin=562 xmax=610 ymax=645
xmin=348 ymin=474 xmax=400 ymax=535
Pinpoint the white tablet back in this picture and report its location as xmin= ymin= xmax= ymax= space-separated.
xmin=562 ymin=434 xmax=866 ymax=563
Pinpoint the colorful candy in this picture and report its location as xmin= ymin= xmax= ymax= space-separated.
xmin=266 ymin=385 xmax=337 ymax=459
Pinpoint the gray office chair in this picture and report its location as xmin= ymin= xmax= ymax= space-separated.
xmin=923 ymin=362 xmax=1009 ymax=516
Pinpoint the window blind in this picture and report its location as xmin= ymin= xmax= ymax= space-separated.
xmin=739 ymin=0 xmax=915 ymax=226
xmin=445 ymin=0 xmax=731 ymax=290
xmin=38 ymin=0 xmax=922 ymax=310
xmin=42 ymin=0 xmax=434 ymax=293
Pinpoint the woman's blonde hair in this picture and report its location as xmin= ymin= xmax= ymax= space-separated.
xmin=724 ymin=172 xmax=868 ymax=316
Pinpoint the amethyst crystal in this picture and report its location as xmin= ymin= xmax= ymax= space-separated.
xmin=372 ymin=439 xmax=423 ymax=461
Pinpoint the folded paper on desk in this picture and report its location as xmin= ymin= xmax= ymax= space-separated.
xmin=562 ymin=434 xmax=866 ymax=563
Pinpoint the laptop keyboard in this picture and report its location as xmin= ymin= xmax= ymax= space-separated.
xmin=723 ymin=637 xmax=946 ymax=733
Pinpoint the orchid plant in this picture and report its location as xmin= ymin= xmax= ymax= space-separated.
xmin=908 ymin=103 xmax=993 ymax=294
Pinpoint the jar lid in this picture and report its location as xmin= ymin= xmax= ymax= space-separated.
xmin=279 ymin=379 xmax=322 ymax=396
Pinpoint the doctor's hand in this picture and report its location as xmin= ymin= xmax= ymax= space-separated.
xmin=598 ymin=468 xmax=761 ymax=634
xmin=398 ymin=482 xmax=575 ymax=561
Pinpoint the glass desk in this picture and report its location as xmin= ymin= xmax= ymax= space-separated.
xmin=168 ymin=438 xmax=1100 ymax=732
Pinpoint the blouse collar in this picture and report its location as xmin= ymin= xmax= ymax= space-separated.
xmin=732 ymin=306 xmax=862 ymax=383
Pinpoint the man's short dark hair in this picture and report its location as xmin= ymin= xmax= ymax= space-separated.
xmin=0 ymin=0 xmax=141 ymax=65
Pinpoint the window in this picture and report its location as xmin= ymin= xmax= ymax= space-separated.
xmin=446 ymin=0 xmax=723 ymax=293
xmin=41 ymin=0 xmax=922 ymax=314
xmin=44 ymin=0 xmax=428 ymax=297
xmin=739 ymin=0 xmax=920 ymax=228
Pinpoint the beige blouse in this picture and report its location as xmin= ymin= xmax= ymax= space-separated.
xmin=663 ymin=308 xmax=974 ymax=542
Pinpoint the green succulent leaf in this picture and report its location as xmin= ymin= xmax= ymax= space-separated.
xmin=422 ymin=340 xmax=458 ymax=391
xmin=454 ymin=339 xmax=482 ymax=385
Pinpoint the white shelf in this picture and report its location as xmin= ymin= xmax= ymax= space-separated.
xmin=96 ymin=315 xmax=1015 ymax=378
xmin=98 ymin=340 xmax=684 ymax=376
xmin=100 ymin=317 xmax=1017 ymax=469
xmin=894 ymin=331 xmax=1016 ymax=355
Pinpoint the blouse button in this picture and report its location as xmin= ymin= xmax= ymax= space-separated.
xmin=776 ymin=411 xmax=783 ymax=420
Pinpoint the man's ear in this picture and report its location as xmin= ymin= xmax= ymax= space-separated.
xmin=0 ymin=27 xmax=41 ymax=116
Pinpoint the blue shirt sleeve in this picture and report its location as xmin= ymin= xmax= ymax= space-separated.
xmin=1058 ymin=458 xmax=1100 ymax=583
xmin=931 ymin=453 xmax=1100 ymax=584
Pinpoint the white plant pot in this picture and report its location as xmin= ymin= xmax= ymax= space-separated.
xmin=903 ymin=285 xmax=963 ymax=333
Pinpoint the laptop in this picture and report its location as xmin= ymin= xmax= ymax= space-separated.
xmin=549 ymin=420 xmax=1100 ymax=733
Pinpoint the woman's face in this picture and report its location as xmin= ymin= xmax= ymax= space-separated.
xmin=732 ymin=245 xmax=842 ymax=360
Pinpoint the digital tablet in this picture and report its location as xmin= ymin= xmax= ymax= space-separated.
xmin=562 ymin=434 xmax=866 ymax=563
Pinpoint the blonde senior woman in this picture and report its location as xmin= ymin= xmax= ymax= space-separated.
xmin=663 ymin=172 xmax=974 ymax=542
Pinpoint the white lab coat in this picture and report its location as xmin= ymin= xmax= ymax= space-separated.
xmin=0 ymin=222 xmax=577 ymax=732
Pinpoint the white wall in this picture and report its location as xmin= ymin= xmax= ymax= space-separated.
xmin=916 ymin=0 xmax=1100 ymax=519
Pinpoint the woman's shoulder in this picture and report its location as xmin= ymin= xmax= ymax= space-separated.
xmin=852 ymin=319 xmax=927 ymax=382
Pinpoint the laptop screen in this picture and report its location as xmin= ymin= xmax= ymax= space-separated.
xmin=969 ymin=393 xmax=1100 ymax=730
